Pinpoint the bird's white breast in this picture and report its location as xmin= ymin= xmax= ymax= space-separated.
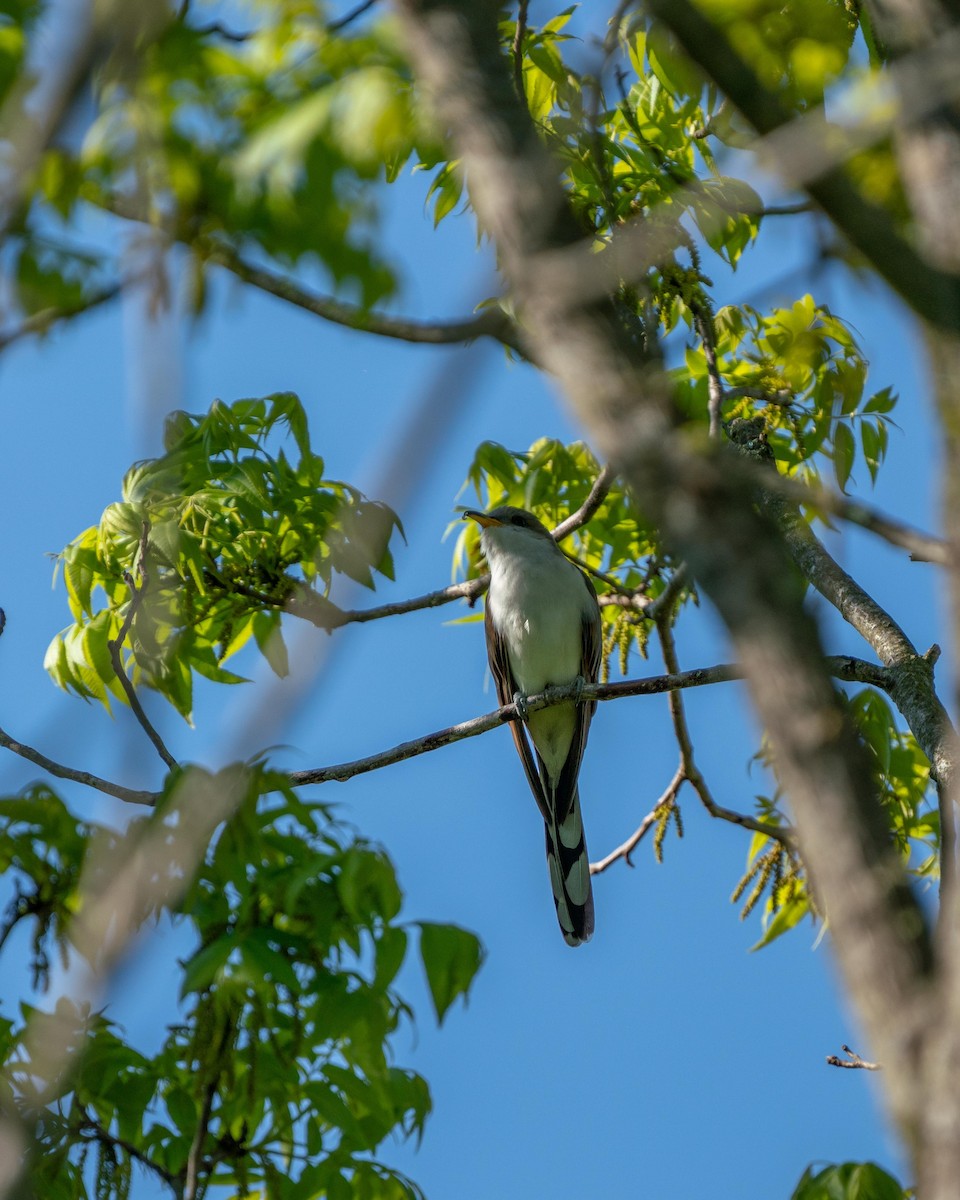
xmin=484 ymin=528 xmax=589 ymax=696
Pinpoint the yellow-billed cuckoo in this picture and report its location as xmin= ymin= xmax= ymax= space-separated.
xmin=463 ymin=506 xmax=601 ymax=946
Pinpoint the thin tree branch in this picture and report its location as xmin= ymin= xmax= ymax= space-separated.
xmin=286 ymin=575 xmax=489 ymax=630
xmin=206 ymin=244 xmax=529 ymax=355
xmin=107 ymin=526 xmax=178 ymax=772
xmin=728 ymin=418 xmax=957 ymax=790
xmin=512 ymin=0 xmax=529 ymax=109
xmin=327 ymin=0 xmax=382 ymax=32
xmin=0 ymin=726 xmax=158 ymax=806
xmin=551 ymin=463 xmax=617 ymax=540
xmin=0 ymin=282 xmax=124 ymax=353
xmin=77 ymin=1114 xmax=177 ymax=1187
xmin=285 ymin=466 xmax=616 ymax=631
xmin=0 ymin=654 xmax=892 ymax=809
xmin=656 ymin=603 xmax=789 ymax=842
xmin=590 ymin=764 xmax=684 ymax=873
xmin=288 ymin=656 xmax=892 ymax=787
xmin=826 ymin=1044 xmax=881 ymax=1071
xmin=757 ymin=462 xmax=950 ymax=567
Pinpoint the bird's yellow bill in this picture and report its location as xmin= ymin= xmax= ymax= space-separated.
xmin=462 ymin=510 xmax=503 ymax=528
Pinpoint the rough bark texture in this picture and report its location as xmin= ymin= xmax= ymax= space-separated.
xmin=394 ymin=0 xmax=936 ymax=1151
xmin=856 ymin=0 xmax=960 ymax=1190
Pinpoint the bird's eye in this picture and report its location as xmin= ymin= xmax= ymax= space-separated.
xmin=511 ymin=514 xmax=524 ymax=526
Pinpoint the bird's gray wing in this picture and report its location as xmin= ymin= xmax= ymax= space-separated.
xmin=484 ymin=603 xmax=552 ymax=825
xmin=540 ymin=570 xmax=601 ymax=825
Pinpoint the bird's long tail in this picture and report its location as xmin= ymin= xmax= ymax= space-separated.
xmin=544 ymin=788 xmax=594 ymax=946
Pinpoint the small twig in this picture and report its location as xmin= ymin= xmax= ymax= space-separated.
xmin=551 ymin=464 xmax=617 ymax=541
xmin=327 ymin=0 xmax=381 ymax=32
xmin=290 ymin=473 xmax=618 ymax=632
xmin=591 ymin=765 xmax=685 ymax=873
xmin=826 ymin=1044 xmax=881 ymax=1070
xmin=643 ymin=564 xmax=690 ymax=622
xmin=77 ymin=1114 xmax=177 ymax=1186
xmin=208 ymin=244 xmax=528 ymax=355
xmin=191 ymin=19 xmax=252 ymax=41
xmin=761 ymin=200 xmax=815 ymax=217
xmin=107 ymin=525 xmax=178 ymax=772
xmin=0 ymin=725 xmax=158 ymax=806
xmin=657 ymin=609 xmax=789 ymax=842
xmin=512 ymin=0 xmax=529 ymax=109
xmin=0 ymin=282 xmax=124 ymax=353
xmin=287 ymin=575 xmax=489 ymax=629
xmin=766 ymin=470 xmax=950 ymax=566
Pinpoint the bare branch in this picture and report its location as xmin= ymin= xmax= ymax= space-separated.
xmin=759 ymin=465 xmax=950 ymax=567
xmin=289 ymin=655 xmax=891 ymax=787
xmin=207 ymin=244 xmax=528 ymax=355
xmin=590 ymin=764 xmax=684 ymax=874
xmin=327 ymin=0 xmax=382 ymax=32
xmin=656 ymin=611 xmax=786 ymax=839
xmin=728 ymin=419 xmax=957 ymax=791
xmin=287 ymin=575 xmax=489 ymax=630
xmin=550 ymin=464 xmax=617 ymax=541
xmin=512 ymin=0 xmax=529 ymax=109
xmin=826 ymin=1045 xmax=881 ymax=1071
xmin=0 ymin=282 xmax=124 ymax=353
xmin=76 ymin=1113 xmax=176 ymax=1187
xmin=0 ymin=725 xmax=157 ymax=807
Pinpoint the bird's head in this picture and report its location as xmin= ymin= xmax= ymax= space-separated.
xmin=462 ymin=506 xmax=557 ymax=563
xmin=462 ymin=506 xmax=553 ymax=538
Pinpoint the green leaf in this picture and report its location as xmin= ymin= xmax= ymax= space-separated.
xmin=374 ymin=927 xmax=407 ymax=990
xmin=180 ymin=932 xmax=239 ymax=998
xmin=832 ymin=421 xmax=855 ymax=492
xmin=791 ymin=1162 xmax=908 ymax=1200
xmin=252 ymin=611 xmax=290 ymax=678
xmin=417 ymin=922 xmax=484 ymax=1025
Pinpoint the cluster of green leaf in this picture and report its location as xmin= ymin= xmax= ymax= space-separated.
xmin=10 ymin=0 xmax=451 ymax=325
xmin=431 ymin=8 xmax=898 ymax=503
xmin=670 ymin=294 xmax=896 ymax=491
xmin=45 ymin=392 xmax=403 ymax=721
xmin=0 ymin=769 xmax=483 ymax=1200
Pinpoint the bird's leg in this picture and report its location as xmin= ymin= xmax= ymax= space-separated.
xmin=512 ymin=690 xmax=530 ymax=721
xmin=571 ymin=675 xmax=586 ymax=704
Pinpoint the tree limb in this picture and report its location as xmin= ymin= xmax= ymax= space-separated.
xmin=394 ymin=0 xmax=933 ymax=1144
xmin=288 ymin=656 xmax=891 ymax=788
xmin=826 ymin=1045 xmax=881 ymax=1071
xmin=0 ymin=725 xmax=158 ymax=807
xmin=0 ymin=282 xmax=124 ymax=353
xmin=205 ymin=244 xmax=530 ymax=355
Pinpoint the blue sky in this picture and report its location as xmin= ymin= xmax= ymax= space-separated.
xmin=0 ymin=7 xmax=945 ymax=1197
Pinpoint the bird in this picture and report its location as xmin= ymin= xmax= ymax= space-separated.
xmin=463 ymin=505 xmax=601 ymax=946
